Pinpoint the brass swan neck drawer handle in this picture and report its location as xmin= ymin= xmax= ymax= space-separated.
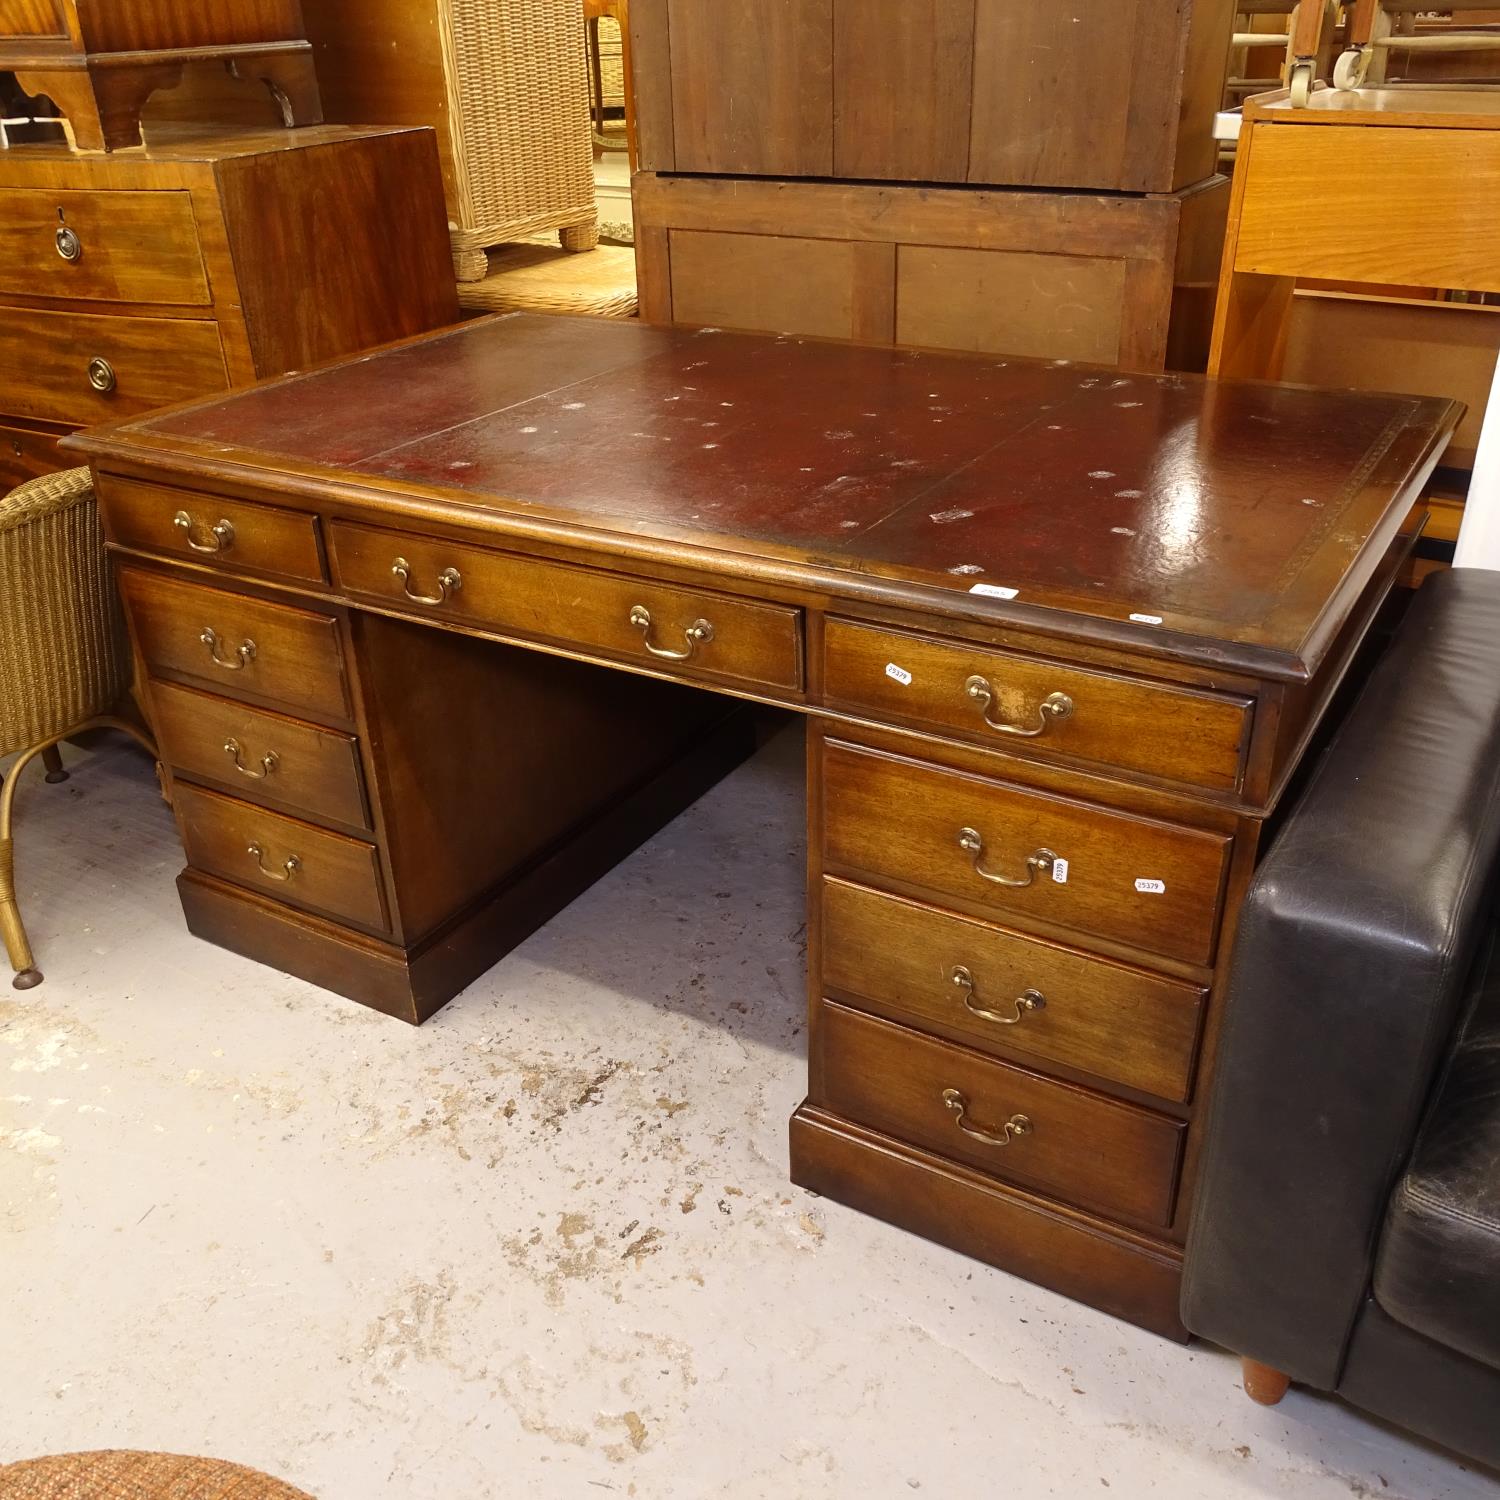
xmin=224 ymin=739 xmax=278 ymax=780
xmin=55 ymin=225 xmax=82 ymax=262
xmin=200 ymin=627 xmax=256 ymax=672
xmin=965 ymin=676 xmax=1073 ymax=738
xmin=942 ymin=1089 xmax=1031 ymax=1148
xmin=392 ymin=557 xmax=462 ymax=606
xmin=87 ymin=356 xmax=117 ymax=395
xmin=957 ymin=828 xmax=1057 ymax=888
xmin=247 ymin=843 xmax=300 ymax=882
xmin=174 ymin=510 xmax=235 ymax=554
xmin=629 ymin=605 xmax=715 ymax=661
xmin=951 ymin=966 xmax=1046 ymax=1026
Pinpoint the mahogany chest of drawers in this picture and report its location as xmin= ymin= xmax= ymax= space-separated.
xmin=0 ymin=123 xmax=459 ymax=491
xmin=69 ymin=314 xmax=1456 ymax=1340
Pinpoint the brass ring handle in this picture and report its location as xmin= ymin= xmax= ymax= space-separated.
xmin=951 ymin=966 xmax=1046 ymax=1027
xmin=247 ymin=842 xmax=300 ymax=882
xmin=957 ymin=829 xmax=1057 ymax=888
xmin=392 ymin=557 xmax=462 ymax=606
xmin=964 ymin=676 xmax=1073 ymax=738
xmin=224 ymin=739 xmax=279 ymax=781
xmin=629 ymin=604 xmax=715 ymax=661
xmin=87 ymin=357 xmax=117 ymax=394
xmin=942 ymin=1089 xmax=1031 ymax=1148
xmin=55 ymin=226 xmax=82 ymax=262
xmin=200 ymin=627 xmax=256 ymax=672
xmin=174 ymin=510 xmax=235 ymax=554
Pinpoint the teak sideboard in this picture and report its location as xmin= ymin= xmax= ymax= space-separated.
xmin=69 ymin=315 xmax=1456 ymax=1340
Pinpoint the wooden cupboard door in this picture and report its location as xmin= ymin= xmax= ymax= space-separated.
xmin=897 ymin=245 xmax=1127 ymax=363
xmin=969 ymin=0 xmax=1184 ymax=193
xmin=0 ymin=0 xmax=64 ymax=39
xmin=832 ymin=0 xmax=974 ymax=182
xmin=666 ymin=0 xmax=834 ymax=176
xmin=669 ymin=229 xmax=859 ymax=342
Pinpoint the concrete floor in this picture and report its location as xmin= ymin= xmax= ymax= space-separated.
xmin=3 ymin=729 xmax=1496 ymax=1500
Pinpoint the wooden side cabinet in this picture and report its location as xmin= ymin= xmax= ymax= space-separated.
xmin=0 ymin=0 xmax=320 ymax=151
xmin=0 ymin=123 xmax=460 ymax=491
xmin=632 ymin=0 xmax=1238 ymax=193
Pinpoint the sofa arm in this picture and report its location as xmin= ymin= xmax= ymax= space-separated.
xmin=1182 ymin=568 xmax=1500 ymax=1388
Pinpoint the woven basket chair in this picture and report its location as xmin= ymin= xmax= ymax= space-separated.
xmin=0 ymin=467 xmax=154 ymax=991
xmin=0 ymin=1449 xmax=315 ymax=1498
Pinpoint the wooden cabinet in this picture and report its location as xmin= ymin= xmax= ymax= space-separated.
xmin=0 ymin=124 xmax=458 ymax=492
xmin=635 ymin=173 xmax=1230 ymax=372
xmin=633 ymin=0 xmax=1236 ymax=193
xmin=1 ymin=0 xmax=319 ymax=151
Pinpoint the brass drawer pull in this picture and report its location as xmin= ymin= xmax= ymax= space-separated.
xmin=942 ymin=1088 xmax=1031 ymax=1148
xmin=174 ymin=510 xmax=235 ymax=554
xmin=87 ymin=356 xmax=117 ymax=394
xmin=630 ymin=604 xmax=714 ymax=661
xmin=958 ymin=828 xmax=1057 ymax=888
xmin=392 ymin=556 xmax=462 ymax=606
xmin=224 ymin=738 xmax=279 ymax=781
xmin=247 ymin=842 xmax=300 ymax=882
xmin=55 ymin=225 xmax=82 ymax=262
xmin=951 ymin=966 xmax=1046 ymax=1026
xmin=200 ymin=627 xmax=256 ymax=672
xmin=965 ymin=676 xmax=1073 ymax=738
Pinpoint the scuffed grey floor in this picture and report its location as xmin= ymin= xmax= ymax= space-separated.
xmin=3 ymin=730 xmax=1496 ymax=1500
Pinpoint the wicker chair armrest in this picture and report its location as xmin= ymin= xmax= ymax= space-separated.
xmin=0 ymin=467 xmax=95 ymax=537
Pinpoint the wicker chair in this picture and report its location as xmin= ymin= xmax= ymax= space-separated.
xmin=0 ymin=468 xmax=154 ymax=990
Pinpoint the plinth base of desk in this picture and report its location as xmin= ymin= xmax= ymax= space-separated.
xmin=177 ymin=707 xmax=764 ymax=1024
xmin=789 ymin=1104 xmax=1188 ymax=1341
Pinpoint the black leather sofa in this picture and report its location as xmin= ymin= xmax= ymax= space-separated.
xmin=1182 ymin=567 xmax=1500 ymax=1470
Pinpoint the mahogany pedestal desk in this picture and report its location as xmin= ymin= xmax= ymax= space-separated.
xmin=68 ymin=315 xmax=1457 ymax=1340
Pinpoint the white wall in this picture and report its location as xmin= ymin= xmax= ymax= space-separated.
xmin=1455 ymin=350 xmax=1500 ymax=571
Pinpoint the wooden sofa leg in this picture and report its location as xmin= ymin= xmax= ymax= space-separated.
xmin=42 ymin=745 xmax=68 ymax=784
xmin=1242 ymin=1358 xmax=1292 ymax=1406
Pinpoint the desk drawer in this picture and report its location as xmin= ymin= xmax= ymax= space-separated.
xmin=151 ymin=680 xmax=369 ymax=830
xmin=823 ymin=619 xmax=1252 ymax=792
xmin=820 ymin=739 xmax=1231 ymax=967
xmin=821 ymin=879 xmax=1206 ymax=1103
xmin=0 ymin=306 xmax=227 ymax=426
xmin=99 ymin=474 xmax=325 ymax=585
xmin=329 ymin=522 xmax=803 ymax=696
xmin=815 ymin=1001 xmax=1185 ymax=1228
xmin=119 ymin=569 xmax=351 ymax=722
xmin=174 ymin=783 xmax=388 ymax=934
xmin=0 ymin=187 xmax=211 ymax=306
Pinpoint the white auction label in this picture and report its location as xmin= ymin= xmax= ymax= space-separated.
xmin=1135 ymin=878 xmax=1166 ymax=894
xmin=1051 ymin=857 xmax=1070 ymax=885
xmin=1129 ymin=612 xmax=1164 ymax=626
xmin=970 ymin=583 xmax=1020 ymax=600
xmin=885 ymin=663 xmax=913 ymax=686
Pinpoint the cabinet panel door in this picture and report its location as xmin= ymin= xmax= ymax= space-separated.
xmin=667 ymin=0 xmax=834 ymax=176
xmin=897 ymin=245 xmax=1126 ymax=363
xmin=969 ymin=0 xmax=1183 ymax=192
xmin=833 ymin=0 xmax=975 ymax=182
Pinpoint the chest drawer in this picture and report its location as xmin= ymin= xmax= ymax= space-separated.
xmin=0 ymin=187 xmax=211 ymax=306
xmin=98 ymin=474 xmax=325 ymax=585
xmin=174 ymin=783 xmax=388 ymax=934
xmin=119 ymin=568 xmax=351 ymax=722
xmin=329 ymin=522 xmax=804 ymax=697
xmin=0 ymin=307 xmax=228 ymax=427
xmin=821 ymin=879 xmax=1206 ymax=1103
xmin=814 ymin=1001 xmax=1186 ymax=1229
xmin=151 ymin=681 xmax=369 ymax=831
xmin=823 ymin=619 xmax=1253 ymax=792
xmin=820 ymin=739 xmax=1231 ymax=968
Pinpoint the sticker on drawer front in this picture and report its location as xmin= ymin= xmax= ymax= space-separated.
xmin=884 ymin=663 xmax=913 ymax=686
xmin=970 ymin=584 xmax=1020 ymax=600
xmin=1135 ymin=878 xmax=1166 ymax=894
xmin=1130 ymin=613 xmax=1164 ymax=625
xmin=1051 ymin=857 xmax=1069 ymax=884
